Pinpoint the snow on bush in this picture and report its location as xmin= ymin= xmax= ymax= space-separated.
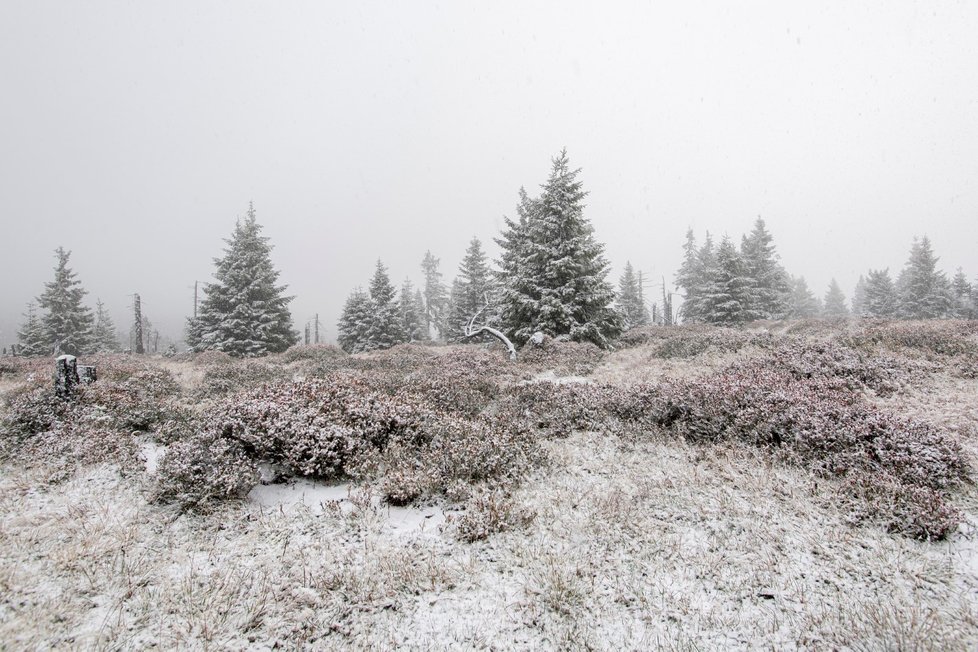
xmin=153 ymin=432 xmax=259 ymax=508
xmin=192 ymin=360 xmax=287 ymax=399
xmin=517 ymin=337 xmax=606 ymax=375
xmin=449 ymin=488 xmax=536 ymax=542
xmin=617 ymin=324 xmax=772 ymax=357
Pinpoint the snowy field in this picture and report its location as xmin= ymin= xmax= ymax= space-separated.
xmin=1 ymin=321 xmax=977 ymax=650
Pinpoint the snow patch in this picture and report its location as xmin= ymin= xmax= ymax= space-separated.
xmin=248 ymin=477 xmax=447 ymax=536
xmin=139 ymin=439 xmax=166 ymax=475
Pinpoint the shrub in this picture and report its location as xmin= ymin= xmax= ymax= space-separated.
xmin=518 ymin=338 xmax=605 ymax=375
xmin=450 ymin=489 xmax=536 ymax=543
xmin=278 ymin=344 xmax=346 ymax=364
xmin=153 ymin=432 xmax=259 ymax=508
xmin=192 ymin=360 xmax=287 ymax=399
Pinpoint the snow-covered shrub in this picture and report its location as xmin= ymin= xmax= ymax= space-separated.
xmin=78 ymin=364 xmax=180 ymax=431
xmin=153 ymin=432 xmax=259 ymax=508
xmin=0 ymin=382 xmax=70 ymax=439
xmin=192 ymin=360 xmax=286 ymax=399
xmin=517 ymin=338 xmax=605 ymax=375
xmin=278 ymin=343 xmax=346 ymax=364
xmin=450 ymin=489 xmax=535 ymax=543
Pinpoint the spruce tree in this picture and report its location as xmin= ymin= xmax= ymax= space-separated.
xmin=675 ymin=229 xmax=704 ymax=323
xmin=37 ymin=247 xmax=95 ymax=355
xmin=400 ymin=279 xmax=425 ymax=342
xmin=194 ymin=204 xmax=298 ymax=356
xmin=950 ymin=269 xmax=974 ymax=319
xmin=421 ymin=251 xmax=447 ymax=339
xmin=496 ymin=149 xmax=621 ymax=346
xmin=336 ymin=288 xmax=374 ymax=353
xmin=863 ymin=269 xmax=898 ymax=317
xmin=852 ymin=275 xmax=867 ymax=317
xmin=700 ymin=236 xmax=753 ymax=325
xmin=16 ymin=303 xmax=49 ymax=356
xmin=443 ymin=278 xmax=467 ymax=341
xmin=365 ymin=260 xmax=404 ymax=349
xmin=617 ymin=262 xmax=647 ymax=329
xmin=823 ymin=279 xmax=849 ymax=318
xmin=495 ymin=187 xmax=538 ymax=337
xmin=788 ymin=276 xmax=821 ymax=318
xmin=897 ymin=236 xmax=951 ymax=319
xmin=92 ymin=299 xmax=121 ymax=352
xmin=740 ymin=218 xmax=790 ymax=319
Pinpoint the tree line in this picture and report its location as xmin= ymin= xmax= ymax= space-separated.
xmin=12 ymin=151 xmax=978 ymax=358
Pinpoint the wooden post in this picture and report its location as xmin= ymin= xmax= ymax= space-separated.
xmin=55 ymin=355 xmax=80 ymax=399
xmin=134 ymin=294 xmax=144 ymax=354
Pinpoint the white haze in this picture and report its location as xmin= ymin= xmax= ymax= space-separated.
xmin=1 ymin=1 xmax=976 ymax=347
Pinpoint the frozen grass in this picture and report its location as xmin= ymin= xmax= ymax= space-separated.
xmin=1 ymin=319 xmax=977 ymax=649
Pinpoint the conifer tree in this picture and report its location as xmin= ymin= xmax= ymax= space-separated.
xmin=443 ymin=278 xmax=467 ymax=341
xmin=399 ymin=279 xmax=425 ymax=342
xmin=823 ymin=279 xmax=850 ymax=318
xmin=413 ymin=289 xmax=428 ymax=340
xmin=700 ymin=236 xmax=753 ymax=325
xmin=421 ymin=251 xmax=446 ymax=339
xmin=863 ymin=269 xmax=898 ymax=317
xmin=852 ymin=275 xmax=867 ymax=317
xmin=495 ymin=187 xmax=538 ymax=336
xmin=194 ymin=204 xmax=298 ymax=356
xmin=675 ymin=229 xmax=704 ymax=323
xmin=16 ymin=302 xmax=49 ymax=356
xmin=788 ymin=276 xmax=821 ymax=318
xmin=897 ymin=236 xmax=951 ymax=319
xmin=740 ymin=218 xmax=791 ymax=319
xmin=948 ymin=269 xmax=974 ymax=318
xmin=617 ymin=262 xmax=647 ymax=329
xmin=365 ymin=260 xmax=404 ymax=349
xmin=37 ymin=247 xmax=95 ymax=355
xmin=92 ymin=299 xmax=121 ymax=352
xmin=496 ymin=149 xmax=621 ymax=346
xmin=336 ymin=288 xmax=374 ymax=353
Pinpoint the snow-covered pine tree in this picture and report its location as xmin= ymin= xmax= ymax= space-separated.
xmin=16 ymin=302 xmax=49 ymax=356
xmin=863 ymin=269 xmax=898 ymax=317
xmin=421 ymin=251 xmax=447 ymax=340
xmin=495 ymin=187 xmax=538 ymax=338
xmin=788 ymin=276 xmax=821 ymax=318
xmin=365 ymin=260 xmax=404 ymax=349
xmin=194 ymin=204 xmax=298 ymax=356
xmin=674 ymin=229 xmax=704 ymax=323
xmin=852 ymin=275 xmax=867 ymax=317
xmin=497 ymin=149 xmax=622 ymax=346
xmin=92 ymin=299 xmax=121 ymax=352
xmin=37 ymin=247 xmax=95 ymax=355
xmin=897 ymin=237 xmax=952 ymax=319
xmin=336 ymin=288 xmax=374 ymax=353
xmin=617 ymin=261 xmax=647 ymax=329
xmin=443 ymin=278 xmax=466 ymax=342
xmin=740 ymin=218 xmax=791 ymax=319
xmin=413 ymin=289 xmax=428 ymax=340
xmin=699 ymin=235 xmax=753 ymax=325
xmin=399 ymin=279 xmax=426 ymax=342
xmin=823 ymin=279 xmax=850 ymax=318
xmin=950 ymin=269 xmax=975 ymax=319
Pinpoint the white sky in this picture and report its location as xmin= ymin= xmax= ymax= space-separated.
xmin=2 ymin=1 xmax=976 ymax=347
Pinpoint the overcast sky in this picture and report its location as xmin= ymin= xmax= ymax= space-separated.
xmin=2 ymin=1 xmax=976 ymax=348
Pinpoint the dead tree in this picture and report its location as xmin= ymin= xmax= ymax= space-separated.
xmin=463 ymin=295 xmax=517 ymax=360
xmin=55 ymin=354 xmax=80 ymax=399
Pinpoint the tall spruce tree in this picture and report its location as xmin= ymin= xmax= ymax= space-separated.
xmin=863 ymin=269 xmax=898 ymax=317
xmin=950 ymin=269 xmax=974 ymax=318
xmin=92 ymin=299 xmax=121 ymax=352
xmin=740 ymin=218 xmax=790 ymax=319
xmin=823 ymin=279 xmax=850 ymax=317
xmin=675 ymin=229 xmax=704 ymax=323
xmin=617 ymin=262 xmax=647 ymax=329
xmin=421 ymin=251 xmax=447 ymax=339
xmin=194 ymin=204 xmax=298 ymax=356
xmin=496 ymin=149 xmax=621 ymax=346
xmin=37 ymin=247 xmax=95 ymax=355
xmin=700 ymin=235 xmax=753 ymax=325
xmin=443 ymin=278 xmax=467 ymax=341
xmin=336 ymin=288 xmax=374 ymax=353
xmin=788 ymin=276 xmax=821 ymax=318
xmin=495 ymin=187 xmax=538 ymax=337
xmin=852 ymin=275 xmax=867 ymax=317
xmin=16 ymin=302 xmax=49 ymax=356
xmin=365 ymin=260 xmax=404 ymax=349
xmin=897 ymin=236 xmax=951 ymax=319
xmin=400 ymin=279 xmax=425 ymax=342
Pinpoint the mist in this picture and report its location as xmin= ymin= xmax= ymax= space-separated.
xmin=2 ymin=1 xmax=976 ymax=348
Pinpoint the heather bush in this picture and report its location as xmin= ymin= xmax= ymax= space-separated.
xmin=617 ymin=324 xmax=772 ymax=358
xmin=192 ymin=360 xmax=287 ymax=399
xmin=1 ymin=382 xmax=71 ymax=440
xmin=278 ymin=343 xmax=346 ymax=364
xmin=518 ymin=337 xmax=605 ymax=375
xmin=154 ymin=432 xmax=260 ymax=508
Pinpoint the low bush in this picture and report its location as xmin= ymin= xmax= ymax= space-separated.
xmin=192 ymin=360 xmax=287 ymax=399
xmin=518 ymin=338 xmax=605 ymax=375
xmin=154 ymin=432 xmax=259 ymax=508
xmin=278 ymin=343 xmax=346 ymax=364
xmin=449 ymin=489 xmax=536 ymax=543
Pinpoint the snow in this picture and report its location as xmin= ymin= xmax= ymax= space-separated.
xmin=248 ymin=477 xmax=448 ymax=536
xmin=138 ymin=438 xmax=166 ymax=475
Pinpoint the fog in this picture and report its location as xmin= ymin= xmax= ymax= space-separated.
xmin=2 ymin=1 xmax=976 ymax=348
